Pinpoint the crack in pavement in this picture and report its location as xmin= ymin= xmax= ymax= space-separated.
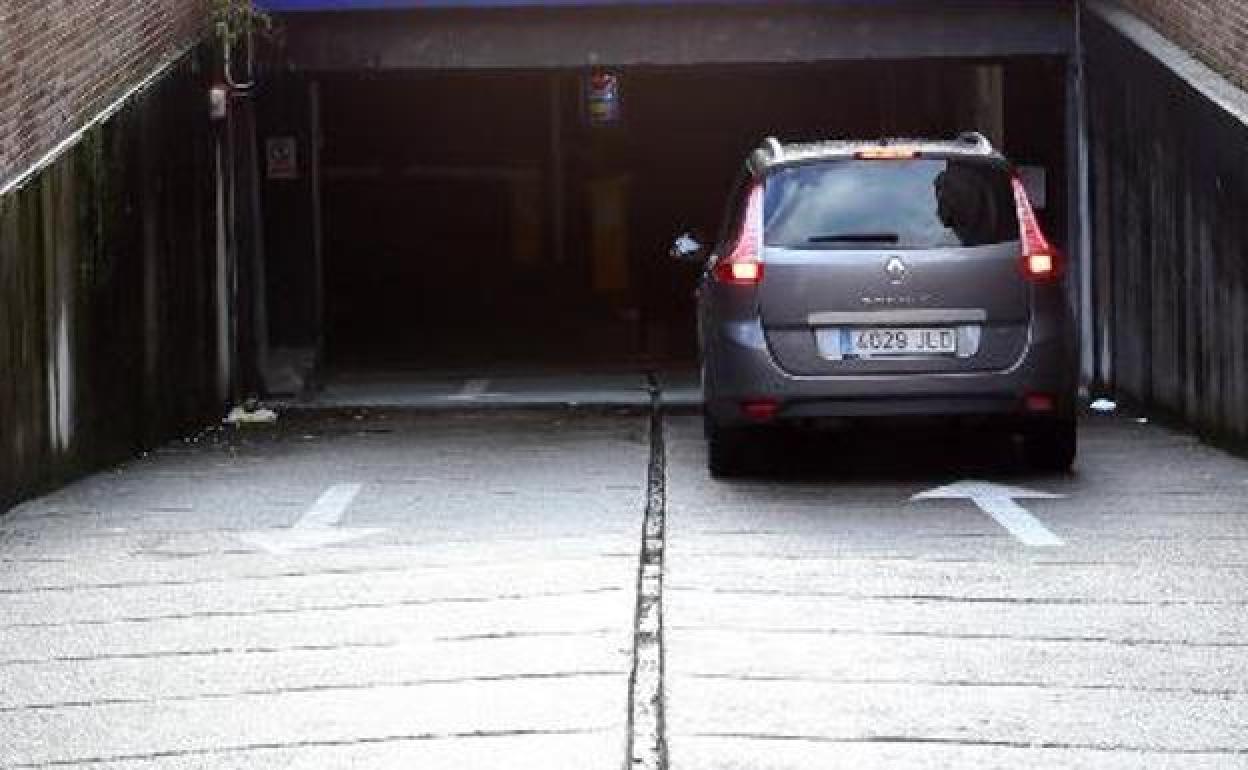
xmin=5 ymin=728 xmax=616 ymax=769
xmin=683 ymin=733 xmax=1248 ymax=755
xmin=666 ymin=586 xmax=1248 ymax=606
xmin=0 ymin=586 xmax=627 ymax=629
xmin=680 ymin=673 xmax=1248 ymax=697
xmin=0 ymin=553 xmax=634 ymax=595
xmin=0 ymin=670 xmax=628 ymax=714
xmin=0 ymin=641 xmax=399 ymax=668
xmin=668 ymin=625 xmax=1248 ymax=647
xmin=627 ymin=378 xmax=668 ymax=770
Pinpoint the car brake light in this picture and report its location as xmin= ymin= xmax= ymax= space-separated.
xmin=1012 ymin=177 xmax=1062 ymax=281
xmin=727 ymin=262 xmax=762 ymax=283
xmin=741 ymin=398 xmax=780 ymax=422
xmin=856 ymin=147 xmax=920 ymax=160
xmin=713 ymin=183 xmax=765 ymax=286
xmin=1024 ymin=392 xmax=1057 ymax=413
xmin=1026 ymin=253 xmax=1055 ymax=277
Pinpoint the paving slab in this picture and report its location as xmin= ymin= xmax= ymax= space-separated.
xmin=664 ymin=414 xmax=1248 ymax=769
xmin=670 ymin=737 xmax=1241 ymax=770
xmin=61 ymin=733 xmax=623 ymax=770
xmin=0 ymin=410 xmax=647 ymax=769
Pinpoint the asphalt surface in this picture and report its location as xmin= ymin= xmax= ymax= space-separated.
xmin=0 ymin=411 xmax=648 ymax=769
xmin=664 ymin=416 xmax=1248 ymax=769
xmin=2 ymin=402 xmax=1248 ymax=768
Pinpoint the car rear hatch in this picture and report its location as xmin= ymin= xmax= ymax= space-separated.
xmin=758 ymin=154 xmax=1030 ymax=376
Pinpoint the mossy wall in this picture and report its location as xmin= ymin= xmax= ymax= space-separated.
xmin=0 ymin=52 xmax=222 ymax=511
xmin=1086 ymin=13 xmax=1248 ymax=443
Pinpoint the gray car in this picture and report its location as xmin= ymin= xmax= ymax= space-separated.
xmin=673 ymin=134 xmax=1078 ymax=477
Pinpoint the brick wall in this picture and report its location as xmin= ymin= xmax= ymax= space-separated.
xmin=1118 ymin=0 xmax=1248 ymax=90
xmin=0 ymin=0 xmax=210 ymax=191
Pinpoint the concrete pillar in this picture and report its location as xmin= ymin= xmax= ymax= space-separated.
xmin=972 ymin=64 xmax=1006 ymax=148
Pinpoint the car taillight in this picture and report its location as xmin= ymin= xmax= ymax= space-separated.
xmin=741 ymin=398 xmax=780 ymax=422
xmin=1012 ymin=176 xmax=1062 ymax=282
xmin=1024 ymin=391 xmax=1057 ymax=413
xmin=713 ymin=183 xmax=765 ymax=286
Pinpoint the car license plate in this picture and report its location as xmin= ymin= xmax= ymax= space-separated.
xmin=850 ymin=328 xmax=957 ymax=357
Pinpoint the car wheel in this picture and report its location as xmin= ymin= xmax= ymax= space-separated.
xmin=707 ymin=423 xmax=754 ymax=478
xmin=1023 ymin=419 xmax=1077 ymax=472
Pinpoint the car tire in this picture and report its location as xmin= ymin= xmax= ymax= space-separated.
xmin=1023 ymin=419 xmax=1077 ymax=472
xmin=707 ymin=422 xmax=754 ymax=479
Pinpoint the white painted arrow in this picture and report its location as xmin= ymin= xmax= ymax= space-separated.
xmin=912 ymin=481 xmax=1065 ymax=547
xmin=238 ymin=483 xmax=384 ymax=555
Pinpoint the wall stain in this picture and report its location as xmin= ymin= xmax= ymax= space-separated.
xmin=1087 ymin=16 xmax=1248 ymax=445
xmin=1 ymin=51 xmax=221 ymax=512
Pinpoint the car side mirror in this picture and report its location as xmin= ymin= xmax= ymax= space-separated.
xmin=669 ymin=231 xmax=709 ymax=264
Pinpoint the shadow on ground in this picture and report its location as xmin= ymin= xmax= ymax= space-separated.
xmin=711 ymin=420 xmax=1079 ymax=484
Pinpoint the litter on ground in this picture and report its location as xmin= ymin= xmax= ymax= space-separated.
xmin=224 ymin=406 xmax=279 ymax=425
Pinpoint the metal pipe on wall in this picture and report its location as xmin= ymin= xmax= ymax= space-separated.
xmin=549 ymin=75 xmax=567 ymax=265
xmin=1073 ymin=0 xmax=1097 ymax=389
xmin=214 ymin=122 xmax=235 ymax=405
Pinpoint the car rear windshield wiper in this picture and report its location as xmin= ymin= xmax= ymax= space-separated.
xmin=808 ymin=233 xmax=901 ymax=244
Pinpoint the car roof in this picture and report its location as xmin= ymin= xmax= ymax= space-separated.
xmin=748 ymin=133 xmax=1009 ymax=175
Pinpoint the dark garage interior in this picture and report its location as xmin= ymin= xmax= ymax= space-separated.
xmin=270 ymin=57 xmax=1069 ymax=383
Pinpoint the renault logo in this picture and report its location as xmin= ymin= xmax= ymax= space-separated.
xmin=885 ymin=257 xmax=907 ymax=285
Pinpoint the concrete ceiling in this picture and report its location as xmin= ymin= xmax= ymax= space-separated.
xmin=274 ymin=1 xmax=1073 ymax=71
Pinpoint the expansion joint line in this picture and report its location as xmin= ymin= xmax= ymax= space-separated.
xmin=628 ymin=377 xmax=668 ymax=770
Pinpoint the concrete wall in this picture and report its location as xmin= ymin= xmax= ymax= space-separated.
xmin=275 ymin=1 xmax=1072 ymax=71
xmin=1118 ymin=0 xmax=1248 ymax=91
xmin=0 ymin=0 xmax=209 ymax=191
xmin=0 ymin=53 xmax=223 ymax=511
xmin=1084 ymin=7 xmax=1248 ymax=442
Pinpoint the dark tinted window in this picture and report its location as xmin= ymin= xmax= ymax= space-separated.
xmin=763 ymin=159 xmax=1019 ymax=250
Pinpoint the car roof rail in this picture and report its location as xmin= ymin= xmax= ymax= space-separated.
xmin=763 ymin=137 xmax=785 ymax=162
xmin=956 ymin=131 xmax=995 ymax=153
xmin=748 ymin=137 xmax=786 ymax=176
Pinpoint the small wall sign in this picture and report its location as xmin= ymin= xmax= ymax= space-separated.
xmin=266 ymin=137 xmax=299 ymax=181
xmin=587 ymin=72 xmax=622 ymax=126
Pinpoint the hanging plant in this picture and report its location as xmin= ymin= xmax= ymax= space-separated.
xmin=211 ymin=0 xmax=274 ymax=89
xmin=211 ymin=0 xmax=273 ymax=50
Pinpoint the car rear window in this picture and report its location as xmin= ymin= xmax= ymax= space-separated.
xmin=763 ymin=158 xmax=1019 ymax=251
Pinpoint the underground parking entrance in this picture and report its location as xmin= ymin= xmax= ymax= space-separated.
xmin=253 ymin=4 xmax=1075 ymax=406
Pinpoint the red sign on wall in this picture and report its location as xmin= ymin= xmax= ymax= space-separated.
xmin=587 ymin=72 xmax=622 ymax=126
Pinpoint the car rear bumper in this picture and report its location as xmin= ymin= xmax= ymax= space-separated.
xmin=703 ymin=316 xmax=1077 ymax=428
